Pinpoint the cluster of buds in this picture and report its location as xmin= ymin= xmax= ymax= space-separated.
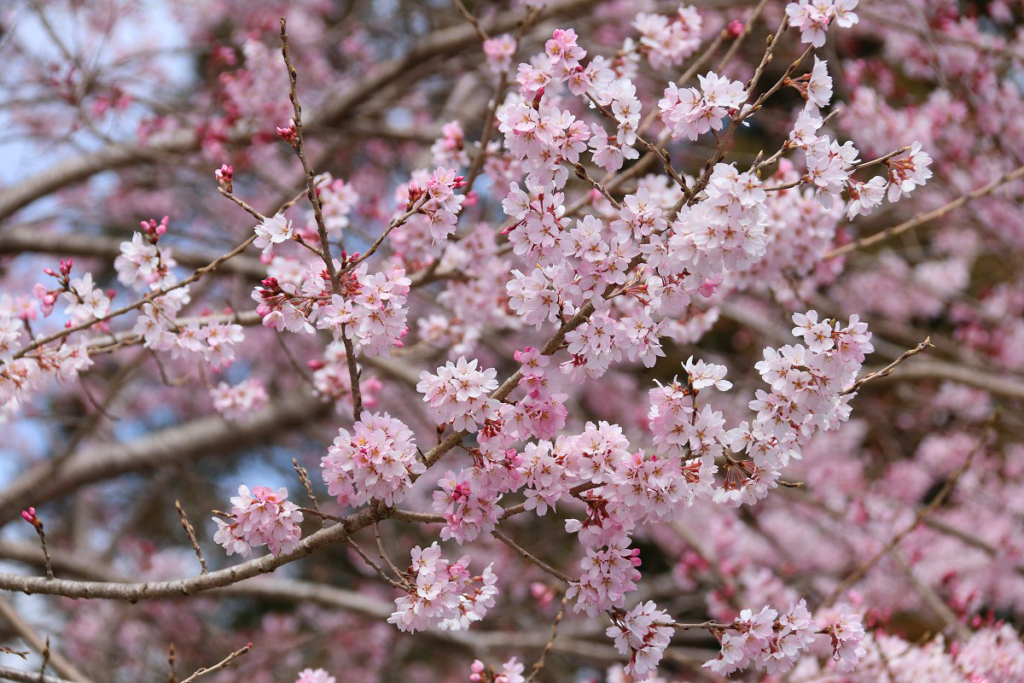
xmin=33 ymin=259 xmax=74 ymax=317
xmin=214 ymin=164 xmax=233 ymax=192
xmin=20 ymin=507 xmax=41 ymax=529
xmin=276 ymin=119 xmax=299 ymax=148
xmin=140 ymin=215 xmax=169 ymax=244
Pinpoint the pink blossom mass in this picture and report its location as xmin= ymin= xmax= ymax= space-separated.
xmin=1 ymin=0 xmax=1024 ymax=681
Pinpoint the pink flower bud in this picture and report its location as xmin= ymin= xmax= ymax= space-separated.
xmin=727 ymin=20 xmax=744 ymax=38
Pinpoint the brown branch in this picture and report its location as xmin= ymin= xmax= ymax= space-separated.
xmin=0 ymin=503 xmax=390 ymax=600
xmin=0 ymin=391 xmax=330 ymax=524
xmin=0 ymin=668 xmax=72 ymax=683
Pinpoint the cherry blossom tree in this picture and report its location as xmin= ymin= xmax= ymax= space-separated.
xmin=1 ymin=0 xmax=1023 ymax=681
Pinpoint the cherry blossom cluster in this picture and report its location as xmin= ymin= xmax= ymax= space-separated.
xmin=606 ymin=600 xmax=675 ymax=679
xmin=417 ymin=357 xmax=499 ymax=432
xmin=483 ymin=34 xmax=516 ymax=74
xmin=253 ymin=255 xmax=412 ymax=359
xmin=412 ymin=167 xmax=466 ymax=242
xmin=468 ymin=657 xmax=524 ymax=683
xmin=210 ymin=378 xmax=268 ymax=421
xmin=320 ymin=412 xmax=424 ymax=507
xmin=671 ymin=163 xmax=770 ymax=278
xmin=659 ymin=72 xmax=746 ymax=141
xmin=295 ymin=669 xmax=335 ymax=683
xmin=254 ymin=214 xmax=295 ymax=258
xmin=35 ymin=262 xmax=112 ymax=325
xmin=431 ymin=121 xmax=470 ymax=169
xmin=0 ymin=336 xmax=92 ymax=421
xmin=432 ymin=468 xmax=504 ymax=544
xmin=317 ymin=264 xmax=411 ymax=357
xmin=632 ymin=6 xmax=702 ymax=70
xmin=213 ymin=485 xmax=304 ymax=557
xmin=702 ymin=601 xmax=819 ymax=676
xmin=115 ymin=217 xmax=177 ymax=291
xmin=134 ymin=298 xmax=245 ymax=367
xmin=782 ymin=56 xmax=932 ymax=216
xmin=387 ymin=543 xmax=497 ymax=633
xmin=786 ymin=0 xmax=860 ymax=48
xmin=729 ymin=311 xmax=872 ymax=503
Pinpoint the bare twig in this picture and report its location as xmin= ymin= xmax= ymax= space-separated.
xmin=292 ymin=459 xmax=323 ymax=527
xmin=373 ymin=523 xmax=404 ymax=581
xmin=491 ymin=529 xmax=573 ymax=584
xmin=454 ymin=0 xmax=490 ymax=42
xmin=168 ymin=644 xmax=178 ymax=683
xmin=179 ymin=643 xmax=252 ymax=683
xmin=345 ymin=536 xmax=408 ymax=590
xmin=175 ymin=501 xmax=208 ymax=575
xmin=715 ymin=0 xmax=771 ymax=72
xmin=525 ymin=594 xmax=568 ymax=682
xmin=891 ymin=550 xmax=970 ymax=641
xmin=841 ymin=337 xmax=933 ymax=395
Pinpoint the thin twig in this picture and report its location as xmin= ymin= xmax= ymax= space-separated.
xmin=281 ymin=19 xmax=361 ymax=420
xmin=179 ymin=643 xmax=252 ymax=683
xmin=174 ymin=501 xmax=208 ymax=574
xmin=891 ymin=550 xmax=971 ymax=641
xmin=345 ymin=537 xmax=408 ymax=590
xmin=167 ymin=644 xmax=178 ymax=683
xmin=573 ymin=163 xmax=621 ymax=210
xmin=715 ymin=0 xmax=771 ymax=72
xmin=841 ymin=337 xmax=933 ymax=395
xmin=292 ymin=459 xmax=323 ymax=527
xmin=492 ymin=529 xmax=573 ymax=584
xmin=373 ymin=523 xmax=404 ymax=580
xmin=453 ymin=0 xmax=489 ymax=42
xmin=525 ymin=594 xmax=568 ymax=682
xmin=279 ymin=19 xmax=338 ymax=293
